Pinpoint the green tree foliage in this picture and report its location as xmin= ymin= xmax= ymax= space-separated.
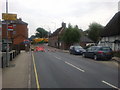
xmin=87 ymin=22 xmax=104 ymax=43
xmin=30 ymin=35 xmax=36 ymax=40
xmin=35 ymin=27 xmax=48 ymax=38
xmin=62 ymin=24 xmax=81 ymax=45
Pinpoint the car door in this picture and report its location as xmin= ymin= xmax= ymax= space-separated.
xmin=85 ymin=47 xmax=92 ymax=57
xmin=88 ymin=47 xmax=95 ymax=58
xmin=72 ymin=47 xmax=75 ymax=54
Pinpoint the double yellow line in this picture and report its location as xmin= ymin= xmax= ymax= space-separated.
xmin=32 ymin=52 xmax=40 ymax=90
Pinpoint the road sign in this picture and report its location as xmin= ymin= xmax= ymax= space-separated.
xmin=8 ymin=25 xmax=13 ymax=31
xmin=2 ymin=13 xmax=17 ymax=20
xmin=23 ymin=40 xmax=30 ymax=44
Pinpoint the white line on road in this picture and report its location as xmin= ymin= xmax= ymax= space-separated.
xmin=54 ymin=56 xmax=62 ymax=60
xmin=65 ymin=61 xmax=85 ymax=72
xmin=47 ymin=52 xmax=62 ymax=60
xmin=28 ymin=74 xmax=31 ymax=88
xmin=28 ymin=53 xmax=32 ymax=88
xmin=102 ymin=80 xmax=119 ymax=90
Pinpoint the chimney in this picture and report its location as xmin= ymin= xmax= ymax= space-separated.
xmin=62 ymin=22 xmax=66 ymax=28
xmin=18 ymin=18 xmax=22 ymax=21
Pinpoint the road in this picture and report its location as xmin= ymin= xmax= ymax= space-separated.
xmin=31 ymin=45 xmax=119 ymax=89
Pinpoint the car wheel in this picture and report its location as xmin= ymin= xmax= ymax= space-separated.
xmin=94 ymin=55 xmax=98 ymax=60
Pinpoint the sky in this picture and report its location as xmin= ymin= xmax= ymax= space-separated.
xmin=1 ymin=0 xmax=119 ymax=37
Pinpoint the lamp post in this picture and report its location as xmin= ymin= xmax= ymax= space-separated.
xmin=6 ymin=0 xmax=9 ymax=67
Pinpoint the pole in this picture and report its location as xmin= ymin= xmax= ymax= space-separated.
xmin=6 ymin=0 xmax=8 ymax=13
xmin=6 ymin=0 xmax=9 ymax=67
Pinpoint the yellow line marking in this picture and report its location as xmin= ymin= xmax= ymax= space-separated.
xmin=32 ymin=52 xmax=40 ymax=90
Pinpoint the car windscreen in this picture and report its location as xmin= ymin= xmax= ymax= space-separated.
xmin=91 ymin=47 xmax=100 ymax=51
xmin=74 ymin=46 xmax=83 ymax=50
xmin=99 ymin=47 xmax=111 ymax=51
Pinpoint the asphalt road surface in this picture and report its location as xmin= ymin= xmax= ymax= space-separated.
xmin=31 ymin=45 xmax=119 ymax=89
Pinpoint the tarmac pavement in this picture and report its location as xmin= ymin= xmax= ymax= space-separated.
xmin=2 ymin=51 xmax=32 ymax=88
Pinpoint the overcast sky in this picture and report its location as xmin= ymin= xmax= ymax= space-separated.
xmin=1 ymin=0 xmax=119 ymax=37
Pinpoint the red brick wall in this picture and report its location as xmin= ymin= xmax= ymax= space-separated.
xmin=2 ymin=23 xmax=28 ymax=45
xmin=13 ymin=35 xmax=25 ymax=45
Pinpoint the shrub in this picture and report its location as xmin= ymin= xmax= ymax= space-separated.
xmin=113 ymin=50 xmax=120 ymax=58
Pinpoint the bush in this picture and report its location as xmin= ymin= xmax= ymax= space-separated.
xmin=113 ymin=50 xmax=120 ymax=58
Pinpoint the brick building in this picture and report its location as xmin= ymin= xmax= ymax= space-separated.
xmin=49 ymin=22 xmax=94 ymax=50
xmin=48 ymin=22 xmax=67 ymax=49
xmin=2 ymin=18 xmax=28 ymax=50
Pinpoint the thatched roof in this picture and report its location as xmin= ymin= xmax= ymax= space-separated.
xmin=101 ymin=11 xmax=120 ymax=37
xmin=80 ymin=35 xmax=94 ymax=43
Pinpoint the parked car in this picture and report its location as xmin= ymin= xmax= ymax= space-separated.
xmin=82 ymin=46 xmax=113 ymax=60
xmin=69 ymin=45 xmax=86 ymax=55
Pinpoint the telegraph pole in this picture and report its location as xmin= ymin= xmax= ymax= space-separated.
xmin=6 ymin=0 xmax=9 ymax=67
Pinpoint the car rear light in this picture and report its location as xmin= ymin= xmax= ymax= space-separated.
xmin=97 ymin=51 xmax=103 ymax=54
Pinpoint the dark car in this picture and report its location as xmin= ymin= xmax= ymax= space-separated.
xmin=82 ymin=46 xmax=113 ymax=60
xmin=69 ymin=45 xmax=86 ymax=55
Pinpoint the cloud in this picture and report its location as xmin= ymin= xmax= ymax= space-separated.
xmin=1 ymin=0 xmax=119 ymax=37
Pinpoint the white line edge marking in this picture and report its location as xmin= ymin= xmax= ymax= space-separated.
xmin=102 ymin=80 xmax=119 ymax=89
xmin=65 ymin=61 xmax=85 ymax=72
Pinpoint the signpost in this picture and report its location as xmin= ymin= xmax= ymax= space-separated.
xmin=2 ymin=13 xmax=17 ymax=21
xmin=2 ymin=0 xmax=17 ymax=67
xmin=0 ymin=20 xmax=2 ymax=68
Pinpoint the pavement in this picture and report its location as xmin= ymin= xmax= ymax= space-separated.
xmin=2 ymin=51 xmax=32 ymax=88
xmin=112 ymin=57 xmax=120 ymax=63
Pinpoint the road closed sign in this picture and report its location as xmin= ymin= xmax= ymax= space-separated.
xmin=2 ymin=13 xmax=17 ymax=21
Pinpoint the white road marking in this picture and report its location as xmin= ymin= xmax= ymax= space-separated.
xmin=28 ymin=53 xmax=32 ymax=88
xmin=55 ymin=56 xmax=62 ymax=60
xmin=28 ymin=74 xmax=31 ymax=88
xmin=46 ymin=51 xmax=61 ymax=60
xmin=102 ymin=80 xmax=119 ymax=90
xmin=65 ymin=61 xmax=85 ymax=72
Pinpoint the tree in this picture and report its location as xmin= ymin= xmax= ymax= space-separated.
xmin=62 ymin=24 xmax=81 ymax=45
xmin=87 ymin=22 xmax=104 ymax=43
xmin=29 ymin=35 xmax=36 ymax=40
xmin=35 ymin=27 xmax=48 ymax=38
